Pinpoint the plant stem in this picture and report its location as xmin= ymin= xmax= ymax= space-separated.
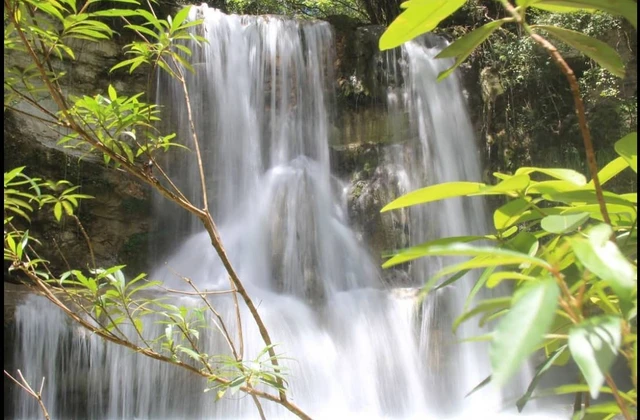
xmin=605 ymin=374 xmax=633 ymax=420
xmin=500 ymin=0 xmax=612 ymax=227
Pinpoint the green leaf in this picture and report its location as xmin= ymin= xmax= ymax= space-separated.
xmin=382 ymin=235 xmax=492 ymax=267
xmin=544 ymin=190 xmax=636 ymax=207
xmin=515 ymin=167 xmax=587 ymax=185
xmin=527 ymin=180 xmax=589 ymax=195
xmin=179 ymin=346 xmax=201 ymax=362
xmin=525 ymin=0 xmax=637 ymax=29
xmin=465 ymin=375 xmax=492 ymax=398
xmin=453 ymin=296 xmax=512 ymax=333
xmin=228 ymin=376 xmax=245 ymax=395
xmin=472 ymin=174 xmax=530 ymax=196
xmin=53 ymin=202 xmax=62 ymax=221
xmin=379 ymin=0 xmax=466 ymax=50
xmin=532 ymin=25 xmax=625 ymax=78
xmin=614 ymin=132 xmax=637 ymax=173
xmin=568 ymin=315 xmax=622 ymax=399
xmin=89 ymin=9 xmax=141 ymax=17
xmin=487 ymin=271 xmax=536 ymax=288
xmin=589 ymin=157 xmax=630 ymax=187
xmin=108 ymin=84 xmax=117 ymax=101
xmin=516 ymin=345 xmax=568 ymax=412
xmin=570 ymin=224 xmax=636 ymax=305
xmin=170 ymin=6 xmax=191 ymax=33
xmin=464 ymin=266 xmax=496 ymax=311
xmin=435 ymin=19 xmax=508 ymax=81
xmin=494 ymin=198 xmax=532 ymax=230
xmin=381 ymin=182 xmax=485 ymax=212
xmin=540 ymin=212 xmax=590 ymax=234
xmin=490 ymin=277 xmax=560 ymax=387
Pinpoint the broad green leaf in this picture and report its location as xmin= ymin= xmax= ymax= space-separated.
xmin=472 ymin=174 xmax=530 ymax=196
xmin=571 ymin=224 xmax=636 ymax=304
xmin=379 ymin=0 xmax=466 ymax=50
xmin=524 ymin=0 xmax=637 ymax=29
xmin=568 ymin=315 xmax=622 ymax=399
xmin=532 ymin=25 xmax=625 ymax=78
xmin=382 ymin=235 xmax=492 ymax=267
xmin=490 ymin=277 xmax=560 ymax=387
xmin=516 ymin=345 xmax=568 ymax=412
xmin=515 ymin=167 xmax=587 ymax=185
xmin=544 ymin=190 xmax=636 ymax=207
xmin=588 ymin=157 xmax=629 ymax=187
xmin=381 ymin=182 xmax=485 ymax=212
xmin=453 ymin=297 xmax=512 ymax=333
xmin=528 ymin=180 xmax=591 ymax=194
xmin=540 ymin=212 xmax=590 ymax=234
xmin=435 ymin=19 xmax=508 ymax=81
xmin=561 ymin=204 xmax=635 ymax=226
xmin=494 ymin=198 xmax=531 ymax=230
xmin=614 ymin=132 xmax=637 ymax=172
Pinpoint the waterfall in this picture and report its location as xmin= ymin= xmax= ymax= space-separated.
xmin=10 ymin=7 xmax=569 ymax=419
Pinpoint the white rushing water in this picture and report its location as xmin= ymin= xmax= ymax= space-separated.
xmin=12 ymin=6 xmax=569 ymax=420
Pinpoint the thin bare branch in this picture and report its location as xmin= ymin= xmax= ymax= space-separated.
xmin=4 ymin=370 xmax=51 ymax=420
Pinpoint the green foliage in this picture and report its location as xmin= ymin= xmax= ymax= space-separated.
xmin=381 ymin=2 xmax=637 ymax=416
xmin=4 ymin=0 xmax=299 ymax=413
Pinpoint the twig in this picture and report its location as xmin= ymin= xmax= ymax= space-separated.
xmin=71 ymin=215 xmax=96 ymax=271
xmin=499 ymin=0 xmax=611 ymax=227
xmin=605 ymin=374 xmax=633 ymax=420
xmin=4 ymin=370 xmax=51 ymax=420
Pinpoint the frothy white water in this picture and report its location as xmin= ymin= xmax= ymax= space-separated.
xmin=11 ymin=7 xmax=566 ymax=420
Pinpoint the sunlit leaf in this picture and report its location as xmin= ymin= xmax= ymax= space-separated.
xmin=568 ymin=315 xmax=622 ymax=399
xmin=379 ymin=0 xmax=466 ymax=50
xmin=522 ymin=0 xmax=637 ymax=29
xmin=515 ymin=167 xmax=587 ymax=185
xmin=382 ymin=235 xmax=492 ymax=267
xmin=571 ymin=224 xmax=636 ymax=305
xmin=540 ymin=212 xmax=590 ymax=234
xmin=381 ymin=182 xmax=485 ymax=212
xmin=532 ymin=25 xmax=625 ymax=78
xmin=435 ymin=19 xmax=509 ymax=81
xmin=614 ymin=132 xmax=637 ymax=173
xmin=490 ymin=277 xmax=560 ymax=387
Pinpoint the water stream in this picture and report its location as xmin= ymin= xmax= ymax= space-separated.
xmin=11 ymin=6 xmax=569 ymax=419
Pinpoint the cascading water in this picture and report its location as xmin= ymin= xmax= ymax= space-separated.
xmin=11 ymin=7 xmax=569 ymax=420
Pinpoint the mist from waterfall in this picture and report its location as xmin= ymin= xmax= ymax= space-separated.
xmin=11 ymin=6 xmax=569 ymax=420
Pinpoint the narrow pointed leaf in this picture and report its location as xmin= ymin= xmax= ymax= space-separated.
xmin=524 ymin=0 xmax=637 ymax=29
xmin=436 ymin=19 xmax=508 ymax=81
xmin=516 ymin=345 xmax=568 ymax=412
xmin=381 ymin=182 xmax=485 ymax=212
xmin=533 ymin=25 xmax=625 ymax=78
